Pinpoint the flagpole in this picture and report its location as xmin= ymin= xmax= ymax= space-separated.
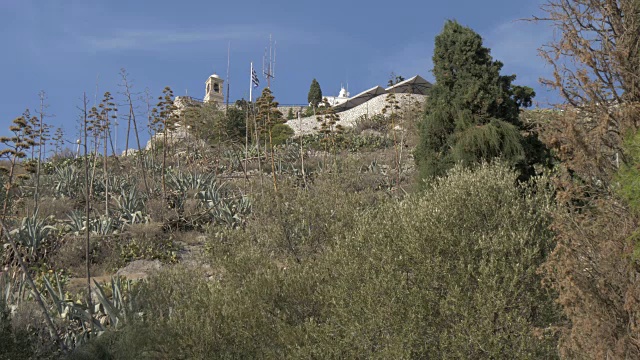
xmin=226 ymin=42 xmax=231 ymax=113
xmin=245 ymin=62 xmax=252 ymax=189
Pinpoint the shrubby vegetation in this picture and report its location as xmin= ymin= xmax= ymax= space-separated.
xmin=3 ymin=1 xmax=640 ymax=358
xmin=68 ymin=163 xmax=560 ymax=359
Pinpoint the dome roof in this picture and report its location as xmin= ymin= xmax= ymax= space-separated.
xmin=210 ymin=73 xmax=221 ymax=79
xmin=339 ymin=86 xmax=349 ymax=98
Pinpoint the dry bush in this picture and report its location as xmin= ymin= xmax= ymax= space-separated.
xmin=50 ymin=235 xmax=119 ymax=277
xmin=530 ymin=107 xmax=640 ymax=358
xmin=6 ymin=300 xmax=58 ymax=359
xmin=118 ymin=223 xmax=179 ymax=266
xmin=127 ymin=222 xmax=163 ymax=242
xmin=208 ymin=166 xmax=387 ymax=266
xmin=171 ymin=230 xmax=205 ymax=246
xmin=541 ymin=195 xmax=640 ymax=358
xmin=145 ymin=198 xmax=166 ymax=223
xmin=20 ymin=196 xmax=76 ymax=220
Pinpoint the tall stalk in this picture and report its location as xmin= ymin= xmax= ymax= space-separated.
xmin=121 ymin=70 xmax=150 ymax=196
xmin=103 ymin=115 xmax=109 ymax=216
xmin=268 ymin=124 xmax=278 ymax=192
xmin=34 ymin=92 xmax=47 ymax=214
xmin=298 ymin=110 xmax=308 ymax=188
xmin=82 ymin=93 xmax=95 ymax=337
xmin=152 ymin=87 xmax=178 ymax=207
xmin=0 ymin=117 xmax=60 ymax=348
xmin=244 ymin=102 xmax=249 ymax=187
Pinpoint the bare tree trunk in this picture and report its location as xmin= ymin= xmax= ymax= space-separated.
xmin=121 ymin=70 xmax=150 ymax=196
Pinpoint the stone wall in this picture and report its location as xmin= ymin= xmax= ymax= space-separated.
xmin=278 ymin=105 xmax=307 ymax=119
xmin=286 ymin=94 xmax=427 ymax=135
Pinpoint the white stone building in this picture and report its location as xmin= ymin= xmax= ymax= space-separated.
xmin=203 ymin=73 xmax=224 ymax=104
xmin=323 ymin=85 xmax=350 ymax=106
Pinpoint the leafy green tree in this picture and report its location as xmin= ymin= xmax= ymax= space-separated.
xmin=414 ymin=20 xmax=536 ymax=180
xmin=270 ymin=123 xmax=294 ymax=146
xmin=181 ymin=99 xmax=248 ymax=145
xmin=307 ymin=79 xmax=323 ymax=108
xmin=226 ymin=99 xmax=248 ymax=141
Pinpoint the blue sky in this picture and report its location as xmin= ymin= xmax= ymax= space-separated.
xmin=0 ymin=0 xmax=555 ymax=150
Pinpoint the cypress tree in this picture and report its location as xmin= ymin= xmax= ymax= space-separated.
xmin=307 ymin=78 xmax=323 ymax=108
xmin=415 ymin=20 xmax=536 ymax=179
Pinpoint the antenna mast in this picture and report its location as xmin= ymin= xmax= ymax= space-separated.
xmin=263 ymin=34 xmax=276 ymax=89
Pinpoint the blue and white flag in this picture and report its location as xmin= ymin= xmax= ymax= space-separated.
xmin=251 ymin=67 xmax=259 ymax=88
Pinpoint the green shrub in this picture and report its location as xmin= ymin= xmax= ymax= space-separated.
xmin=303 ymin=106 xmax=315 ymax=117
xmin=615 ymin=129 xmax=640 ymax=212
xmin=73 ymin=162 xmax=559 ymax=358
xmin=313 ymin=162 xmax=560 ymax=358
xmin=270 ymin=124 xmax=294 ymax=146
xmin=352 ymin=114 xmax=390 ymax=133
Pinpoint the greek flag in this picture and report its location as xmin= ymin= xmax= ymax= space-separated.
xmin=251 ymin=67 xmax=259 ymax=88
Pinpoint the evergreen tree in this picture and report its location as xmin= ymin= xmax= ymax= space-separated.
xmin=414 ymin=20 xmax=536 ymax=179
xmin=307 ymin=78 xmax=323 ymax=108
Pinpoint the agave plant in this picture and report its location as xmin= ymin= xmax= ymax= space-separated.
xmin=221 ymin=145 xmax=248 ymax=172
xmin=42 ymin=272 xmax=137 ymax=350
xmin=166 ymin=171 xmax=217 ymax=195
xmin=42 ymin=272 xmax=105 ymax=349
xmin=66 ymin=210 xmax=86 ymax=235
xmin=114 ymin=187 xmax=148 ymax=225
xmin=52 ymin=164 xmax=81 ymax=198
xmin=165 ymin=171 xmax=220 ymax=214
xmin=65 ymin=211 xmax=120 ymax=235
xmin=200 ymin=192 xmax=251 ymax=229
xmin=90 ymin=215 xmax=120 ymax=235
xmin=92 ymin=276 xmax=136 ymax=328
xmin=1 ymin=268 xmax=28 ymax=312
xmin=196 ymin=181 xmax=224 ymax=207
xmin=9 ymin=215 xmax=57 ymax=253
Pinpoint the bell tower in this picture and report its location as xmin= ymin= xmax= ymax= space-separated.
xmin=204 ymin=73 xmax=224 ymax=104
